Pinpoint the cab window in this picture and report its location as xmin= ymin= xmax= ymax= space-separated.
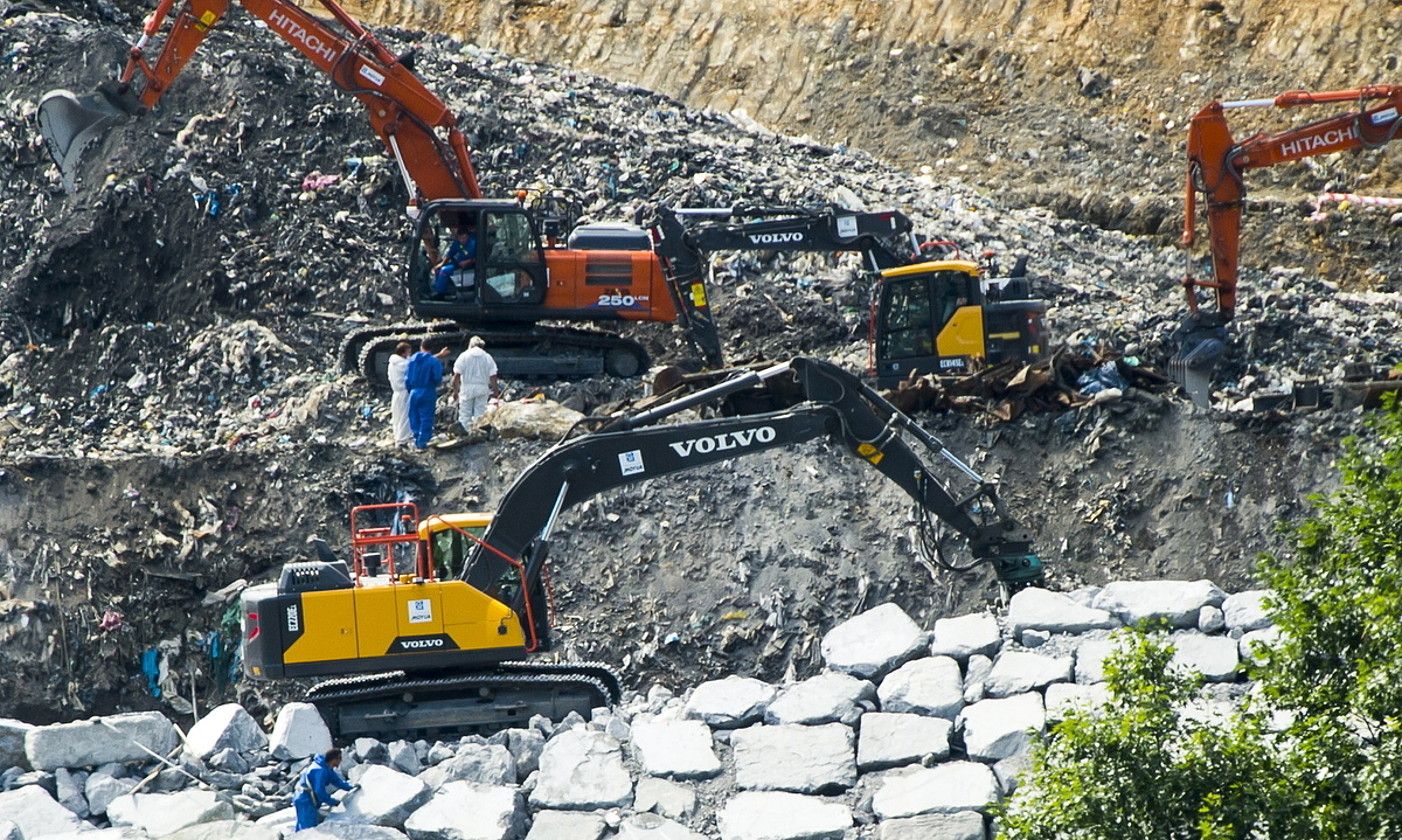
xmin=881 ymin=278 xmax=935 ymax=360
xmin=430 ymin=526 xmax=487 ymax=580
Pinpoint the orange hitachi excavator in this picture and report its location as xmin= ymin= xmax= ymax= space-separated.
xmin=1174 ymin=85 xmax=1401 ymax=402
xmin=38 ymin=0 xmax=724 ymax=380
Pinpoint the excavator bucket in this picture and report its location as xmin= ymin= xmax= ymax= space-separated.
xmin=37 ymin=87 xmax=132 ymax=191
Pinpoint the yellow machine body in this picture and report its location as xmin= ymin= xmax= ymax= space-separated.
xmin=241 ymin=511 xmax=529 ymax=679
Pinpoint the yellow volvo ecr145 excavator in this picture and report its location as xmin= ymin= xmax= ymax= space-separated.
xmin=241 ymin=357 xmax=1043 ymax=739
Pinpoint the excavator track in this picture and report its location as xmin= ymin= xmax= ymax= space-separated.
xmin=305 ymin=661 xmax=623 ymax=740
xmin=350 ymin=322 xmax=650 ymax=388
xmin=338 ymin=321 xmax=458 ymax=377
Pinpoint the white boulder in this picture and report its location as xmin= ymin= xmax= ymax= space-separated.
xmin=270 ymin=703 xmax=332 ymax=761
xmin=856 ymin=713 xmax=952 ymax=771
xmin=877 ymin=811 xmax=985 ymax=840
xmin=1092 ymin=580 xmax=1226 ymax=628
xmin=683 ymin=677 xmax=776 ymax=729
xmin=958 ymin=693 xmax=1045 ymax=762
xmin=528 ymin=729 xmax=633 ymax=810
xmin=435 ymin=744 xmax=516 ymax=787
xmin=1073 ymin=638 xmax=1115 ymax=684
xmin=107 ymin=789 xmax=235 ymax=837
xmin=524 ymin=811 xmax=605 ymax=840
xmin=183 ymin=704 xmax=268 ymax=760
xmin=717 ymin=791 xmax=851 ymax=840
xmin=617 ymin=812 xmax=705 ymax=840
xmin=634 ymin=778 xmax=696 ymax=821
xmin=25 ymin=712 xmax=179 ymax=771
xmin=331 ymin=765 xmax=431 ymax=828
xmin=630 ymin=717 xmax=721 ymax=779
xmin=871 ymin=762 xmax=1000 ymax=818
xmin=0 ymin=786 xmax=90 ymax=838
xmin=403 ymin=781 xmax=522 ymax=840
xmin=1171 ymin=633 xmax=1240 ymax=682
xmin=764 ymin=673 xmax=875 ymax=726
xmin=1223 ymin=590 xmax=1273 ymax=632
xmin=1006 ymin=589 xmax=1119 ymax=636
xmin=731 ymin=723 xmax=856 ymax=794
xmin=877 ymin=657 xmax=964 ymax=719
xmin=929 ymin=613 xmax=1002 ymax=661
xmin=984 ymin=651 xmax=1072 ymax=698
xmin=820 ymin=603 xmax=926 ymax=680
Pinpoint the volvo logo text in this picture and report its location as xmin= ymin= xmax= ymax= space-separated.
xmin=669 ymin=426 xmax=776 ymax=457
xmin=747 ymin=232 xmax=804 ymax=245
xmin=398 ymin=638 xmax=443 ymax=650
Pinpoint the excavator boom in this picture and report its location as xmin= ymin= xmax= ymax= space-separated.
xmin=240 ymin=356 xmax=1041 ymax=737
xmin=39 ymin=0 xmax=481 ymax=200
xmin=463 ymin=356 xmax=1042 ymax=649
xmin=1174 ymin=85 xmax=1401 ymax=402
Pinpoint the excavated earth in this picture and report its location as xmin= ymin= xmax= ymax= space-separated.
xmin=0 ymin=4 xmax=1397 ymax=722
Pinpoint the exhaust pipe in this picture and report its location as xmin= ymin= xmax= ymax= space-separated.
xmin=37 ymin=84 xmax=138 ymax=191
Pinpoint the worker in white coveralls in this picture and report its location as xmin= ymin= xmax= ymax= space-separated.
xmin=451 ymin=335 xmax=499 ymax=430
xmin=386 ymin=341 xmax=413 ymax=447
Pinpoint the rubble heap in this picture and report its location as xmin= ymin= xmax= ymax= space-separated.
xmin=2 ymin=8 xmax=1399 ymax=463
xmin=0 ymin=582 xmax=1276 ymax=840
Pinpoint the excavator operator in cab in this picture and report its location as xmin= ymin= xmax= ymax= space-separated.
xmin=432 ymin=221 xmax=477 ymax=298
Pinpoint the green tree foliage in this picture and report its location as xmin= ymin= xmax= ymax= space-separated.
xmin=996 ymin=629 xmax=1298 ymax=839
xmin=1254 ymin=393 xmax=1402 ymax=834
xmin=998 ymin=397 xmax=1402 ymax=838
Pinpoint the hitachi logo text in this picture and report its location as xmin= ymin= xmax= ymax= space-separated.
xmin=267 ymin=9 xmax=339 ymax=63
xmin=399 ymin=638 xmax=443 ymax=649
xmin=1280 ymin=125 xmax=1356 ymax=158
xmin=669 ymin=426 xmax=776 ymax=457
xmin=748 ymin=232 xmax=804 ymax=245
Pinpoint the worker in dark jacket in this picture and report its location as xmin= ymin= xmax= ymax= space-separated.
xmin=432 ymin=225 xmax=477 ymax=297
xmin=404 ymin=340 xmax=449 ymax=449
xmin=293 ymin=748 xmax=355 ymax=831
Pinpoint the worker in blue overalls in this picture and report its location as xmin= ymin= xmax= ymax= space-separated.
xmin=432 ymin=224 xmax=477 ymax=298
xmin=404 ymin=340 xmax=449 ymax=450
xmin=293 ymin=748 xmax=355 ymax=831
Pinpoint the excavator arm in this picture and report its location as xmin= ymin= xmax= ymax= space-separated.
xmin=645 ymin=205 xmax=920 ymax=369
xmin=461 ymin=356 xmax=1042 ymax=650
xmin=1170 ymin=85 xmax=1400 ymax=401
xmin=39 ymin=0 xmax=481 ymax=200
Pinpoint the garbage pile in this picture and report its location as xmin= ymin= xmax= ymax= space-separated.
xmin=0 ymin=582 xmax=1275 ymax=840
xmin=882 ymin=347 xmax=1173 ymax=422
xmin=0 ymin=8 xmax=1397 ymax=465
xmin=0 ymin=7 xmax=1390 ymax=727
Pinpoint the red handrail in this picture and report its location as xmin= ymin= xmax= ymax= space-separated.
xmin=420 ymin=514 xmax=543 ymax=653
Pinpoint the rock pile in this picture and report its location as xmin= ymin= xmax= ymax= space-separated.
xmin=0 ymin=579 xmax=1275 ymax=839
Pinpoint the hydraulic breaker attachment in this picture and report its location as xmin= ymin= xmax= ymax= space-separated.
xmin=1169 ymin=315 xmax=1228 ymax=408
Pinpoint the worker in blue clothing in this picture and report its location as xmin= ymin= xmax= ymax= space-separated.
xmin=293 ymin=748 xmax=356 ymax=831
xmin=404 ymin=339 xmax=449 ymax=449
xmin=432 ymin=224 xmax=477 ymax=298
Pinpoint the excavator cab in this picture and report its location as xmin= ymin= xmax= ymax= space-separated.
xmin=871 ymin=261 xmax=1048 ymax=387
xmin=410 ymin=201 xmax=550 ymax=310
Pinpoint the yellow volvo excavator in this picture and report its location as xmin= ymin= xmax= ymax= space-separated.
xmin=241 ymin=357 xmax=1044 ymax=738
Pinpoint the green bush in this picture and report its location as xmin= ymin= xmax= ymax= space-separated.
xmin=997 ymin=396 xmax=1402 ymax=838
xmin=995 ymin=629 xmax=1298 ymax=839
